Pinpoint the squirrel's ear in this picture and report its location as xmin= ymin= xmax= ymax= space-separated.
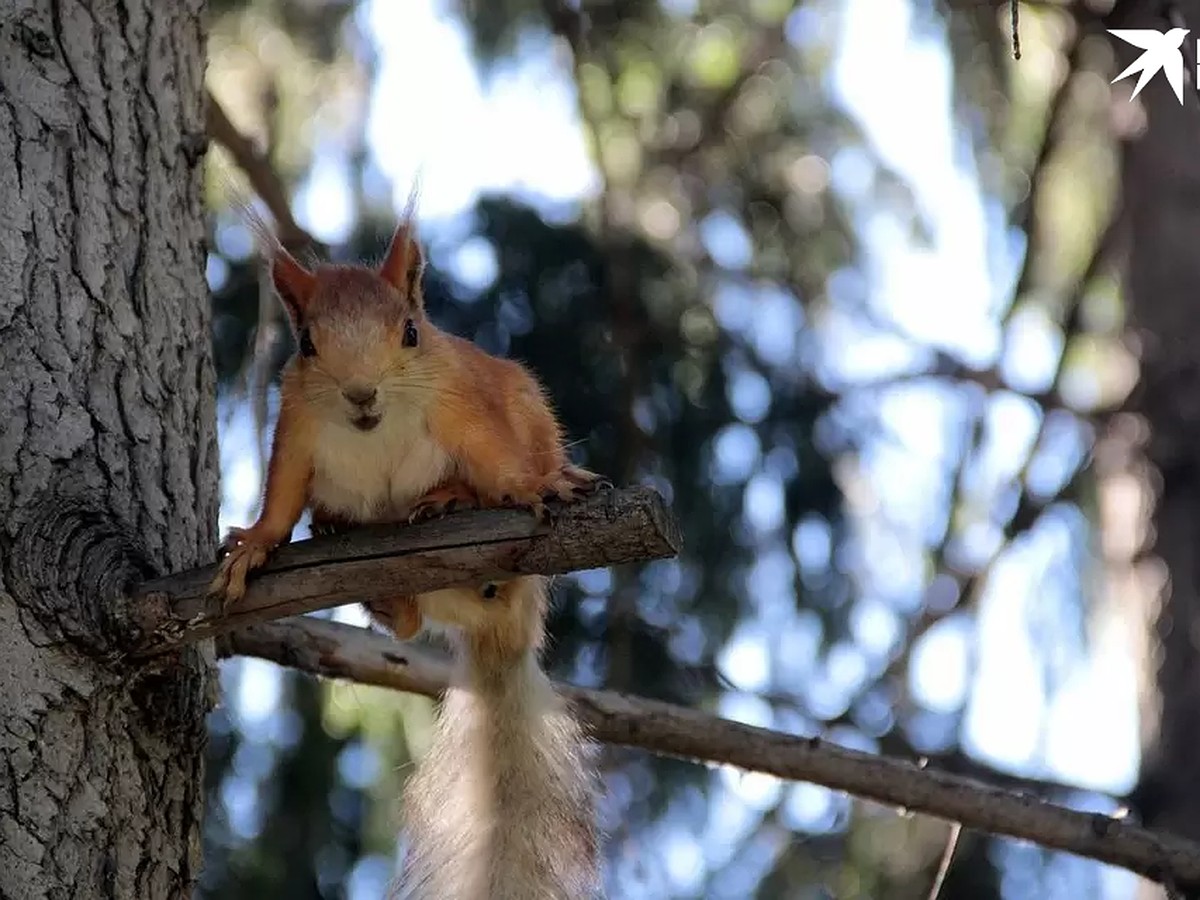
xmin=272 ymin=248 xmax=316 ymax=323
xmin=380 ymin=181 xmax=425 ymax=307
xmin=379 ymin=219 xmax=426 ymax=307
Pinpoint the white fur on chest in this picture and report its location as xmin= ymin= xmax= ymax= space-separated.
xmin=308 ymin=408 xmax=452 ymax=522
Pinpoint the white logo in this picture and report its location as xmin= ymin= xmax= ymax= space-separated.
xmin=1108 ymin=28 xmax=1190 ymax=104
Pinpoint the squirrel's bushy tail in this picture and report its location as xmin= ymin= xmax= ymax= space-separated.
xmin=390 ymin=576 xmax=601 ymax=900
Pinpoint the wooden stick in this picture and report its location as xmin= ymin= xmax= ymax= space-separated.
xmin=130 ymin=487 xmax=680 ymax=654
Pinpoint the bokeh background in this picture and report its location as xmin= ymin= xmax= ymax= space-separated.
xmin=199 ymin=0 xmax=1162 ymax=897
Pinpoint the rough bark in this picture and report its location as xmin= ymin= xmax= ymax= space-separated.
xmin=1114 ymin=0 xmax=1200 ymax=883
xmin=0 ymin=2 xmax=215 ymax=899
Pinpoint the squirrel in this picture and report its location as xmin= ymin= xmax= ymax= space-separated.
xmin=206 ymin=199 xmax=606 ymax=638
xmin=386 ymin=575 xmax=602 ymax=899
xmin=206 ymin=201 xmax=605 ymax=896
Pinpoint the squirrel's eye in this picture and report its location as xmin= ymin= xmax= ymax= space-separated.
xmin=402 ymin=318 xmax=419 ymax=348
xmin=299 ymin=328 xmax=317 ymax=358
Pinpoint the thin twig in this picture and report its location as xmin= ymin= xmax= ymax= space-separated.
xmin=928 ymin=822 xmax=964 ymax=900
xmin=1012 ymin=1 xmax=1021 ymax=60
xmin=1009 ymin=8 xmax=1090 ymax=304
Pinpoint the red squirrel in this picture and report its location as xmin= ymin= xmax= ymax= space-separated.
xmin=206 ymin=202 xmax=606 ymax=636
xmin=209 ymin=199 xmax=605 ymax=897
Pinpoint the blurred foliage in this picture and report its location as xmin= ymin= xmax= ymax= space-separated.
xmin=199 ymin=0 xmax=1130 ymax=898
xmin=201 ymin=669 xmax=371 ymax=899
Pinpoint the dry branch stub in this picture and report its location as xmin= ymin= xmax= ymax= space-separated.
xmin=132 ymin=486 xmax=681 ymax=654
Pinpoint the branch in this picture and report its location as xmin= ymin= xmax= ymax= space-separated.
xmin=1008 ymin=14 xmax=1087 ymax=302
xmin=765 ymin=687 xmax=1125 ymax=802
xmin=205 ymin=87 xmax=316 ymax=252
xmin=130 ymin=487 xmax=680 ymax=655
xmin=226 ymin=615 xmax=1200 ymax=892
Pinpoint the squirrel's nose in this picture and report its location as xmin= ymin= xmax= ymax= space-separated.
xmin=343 ymin=384 xmax=378 ymax=407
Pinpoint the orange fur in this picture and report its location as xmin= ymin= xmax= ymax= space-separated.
xmin=207 ymin=207 xmax=607 ymax=621
xmin=425 ymin=333 xmax=594 ymax=518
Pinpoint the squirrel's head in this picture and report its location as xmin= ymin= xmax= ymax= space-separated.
xmin=270 ymin=217 xmax=433 ymax=431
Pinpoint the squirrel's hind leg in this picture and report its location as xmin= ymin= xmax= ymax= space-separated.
xmin=313 ymin=509 xmax=427 ymax=640
xmin=364 ymin=595 xmax=423 ymax=640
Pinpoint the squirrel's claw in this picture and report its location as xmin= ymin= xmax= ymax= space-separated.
xmin=408 ymin=501 xmax=449 ymax=524
xmin=408 ymin=499 xmax=460 ymax=524
xmin=207 ymin=563 xmax=246 ymax=611
xmin=523 ymin=465 xmax=610 ymax=514
xmin=408 ymin=484 xmax=479 ymax=524
xmin=558 ymin=466 xmax=612 ymax=502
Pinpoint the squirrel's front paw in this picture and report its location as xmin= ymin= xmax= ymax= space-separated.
xmin=496 ymin=468 xmax=610 ymax=522
xmin=408 ymin=482 xmax=480 ymax=524
xmin=555 ymin=464 xmax=612 ymax=498
xmin=524 ymin=465 xmax=612 ymax=517
xmin=208 ymin=528 xmax=274 ymax=609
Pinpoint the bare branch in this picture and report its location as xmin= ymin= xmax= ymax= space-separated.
xmin=770 ymin=689 xmax=1118 ymax=801
xmin=205 ymin=87 xmax=315 ymax=252
xmin=130 ymin=487 xmax=680 ymax=655
xmin=1011 ymin=0 xmax=1021 ymax=60
xmin=226 ymin=615 xmax=1200 ymax=892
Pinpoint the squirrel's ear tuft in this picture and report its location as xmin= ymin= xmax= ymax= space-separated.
xmin=272 ymin=248 xmax=316 ymax=323
xmin=379 ymin=185 xmax=425 ymax=307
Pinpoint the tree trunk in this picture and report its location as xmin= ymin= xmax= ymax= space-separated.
xmin=1115 ymin=0 xmax=1200 ymax=887
xmin=0 ymin=2 xmax=215 ymax=898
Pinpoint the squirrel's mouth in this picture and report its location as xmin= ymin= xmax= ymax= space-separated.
xmin=351 ymin=414 xmax=382 ymax=432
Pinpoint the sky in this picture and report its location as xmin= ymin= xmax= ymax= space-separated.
xmin=214 ymin=0 xmax=1143 ymax=896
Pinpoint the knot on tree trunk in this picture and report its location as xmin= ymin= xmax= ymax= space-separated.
xmin=7 ymin=487 xmax=159 ymax=655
